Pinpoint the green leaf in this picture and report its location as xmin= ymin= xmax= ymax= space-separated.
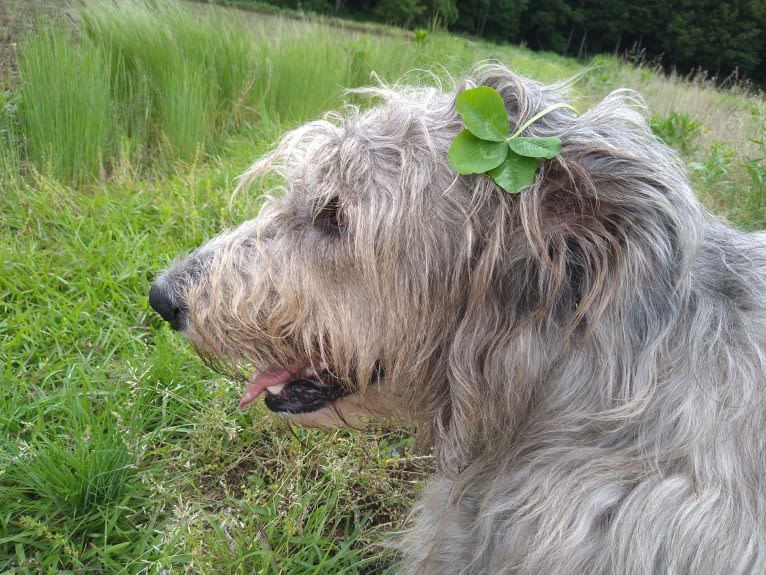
xmin=455 ymin=86 xmax=509 ymax=143
xmin=508 ymin=136 xmax=562 ymax=159
xmin=448 ymin=129 xmax=509 ymax=174
xmin=489 ymin=152 xmax=539 ymax=194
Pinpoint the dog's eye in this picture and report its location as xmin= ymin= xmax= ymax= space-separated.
xmin=313 ymin=197 xmax=347 ymax=236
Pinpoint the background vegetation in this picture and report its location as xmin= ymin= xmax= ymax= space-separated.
xmin=0 ymin=0 xmax=764 ymax=572
xmin=232 ymin=0 xmax=766 ymax=88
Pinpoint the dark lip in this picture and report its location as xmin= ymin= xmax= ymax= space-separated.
xmin=261 ymin=362 xmax=384 ymax=414
xmin=263 ymin=371 xmax=352 ymax=414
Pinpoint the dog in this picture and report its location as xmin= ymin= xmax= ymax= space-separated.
xmin=149 ymin=63 xmax=766 ymax=573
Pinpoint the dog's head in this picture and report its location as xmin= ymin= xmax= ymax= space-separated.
xmin=150 ymin=64 xmax=701 ymax=457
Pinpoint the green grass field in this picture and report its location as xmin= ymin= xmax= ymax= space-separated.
xmin=1 ymin=0 xmax=764 ymax=572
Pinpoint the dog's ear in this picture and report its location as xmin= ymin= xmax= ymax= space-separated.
xmin=440 ymin=143 xmax=695 ymax=466
xmin=519 ymin=159 xmax=626 ymax=333
xmin=529 ymin=146 xmax=697 ymax=339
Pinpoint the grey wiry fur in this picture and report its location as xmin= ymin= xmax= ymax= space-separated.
xmin=150 ymin=64 xmax=766 ymax=573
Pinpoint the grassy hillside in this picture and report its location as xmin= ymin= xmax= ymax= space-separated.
xmin=0 ymin=0 xmax=764 ymax=572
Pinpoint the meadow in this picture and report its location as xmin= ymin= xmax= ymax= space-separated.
xmin=0 ymin=0 xmax=764 ymax=572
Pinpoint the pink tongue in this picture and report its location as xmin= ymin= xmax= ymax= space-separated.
xmin=239 ymin=366 xmax=296 ymax=409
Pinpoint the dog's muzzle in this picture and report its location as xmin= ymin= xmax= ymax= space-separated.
xmin=148 ymin=272 xmax=359 ymax=415
xmin=149 ymin=263 xmax=383 ymax=415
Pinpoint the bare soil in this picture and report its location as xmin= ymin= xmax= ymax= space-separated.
xmin=0 ymin=0 xmax=65 ymax=87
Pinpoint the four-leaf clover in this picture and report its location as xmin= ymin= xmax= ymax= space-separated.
xmin=448 ymin=86 xmax=575 ymax=194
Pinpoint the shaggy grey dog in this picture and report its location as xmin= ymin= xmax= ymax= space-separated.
xmin=149 ymin=64 xmax=766 ymax=574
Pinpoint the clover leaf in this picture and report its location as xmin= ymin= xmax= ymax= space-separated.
xmin=508 ymin=136 xmax=562 ymax=159
xmin=448 ymin=130 xmax=508 ymax=174
xmin=448 ymin=87 xmax=574 ymax=194
xmin=454 ymin=86 xmax=509 ymax=142
xmin=489 ymin=153 xmax=539 ymax=195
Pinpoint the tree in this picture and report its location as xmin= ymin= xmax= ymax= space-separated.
xmin=645 ymin=0 xmax=765 ymax=78
xmin=373 ymin=0 xmax=427 ymax=27
xmin=521 ymin=0 xmax=574 ymax=53
xmin=427 ymin=0 xmax=458 ymax=25
xmin=451 ymin=0 xmax=492 ymax=36
xmin=450 ymin=0 xmax=527 ymax=42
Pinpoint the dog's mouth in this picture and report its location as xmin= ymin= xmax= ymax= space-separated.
xmin=239 ymin=362 xmax=353 ymax=414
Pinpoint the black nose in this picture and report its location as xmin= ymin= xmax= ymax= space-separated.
xmin=149 ymin=280 xmax=187 ymax=331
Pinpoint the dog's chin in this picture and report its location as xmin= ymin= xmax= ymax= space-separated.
xmin=281 ymin=394 xmax=377 ymax=428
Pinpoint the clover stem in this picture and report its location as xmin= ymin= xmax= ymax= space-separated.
xmin=510 ymin=102 xmax=577 ymax=139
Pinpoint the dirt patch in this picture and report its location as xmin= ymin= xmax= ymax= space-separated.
xmin=0 ymin=0 xmax=65 ymax=88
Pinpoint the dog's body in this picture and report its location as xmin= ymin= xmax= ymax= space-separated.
xmin=150 ymin=65 xmax=766 ymax=573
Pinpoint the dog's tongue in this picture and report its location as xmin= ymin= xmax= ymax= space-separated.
xmin=239 ymin=366 xmax=295 ymax=409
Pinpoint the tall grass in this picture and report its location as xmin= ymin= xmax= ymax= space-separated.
xmin=8 ymin=0 xmax=584 ymax=185
xmin=0 ymin=90 xmax=21 ymax=184
xmin=77 ymin=0 xmax=258 ymax=161
xmin=16 ymin=25 xmax=113 ymax=183
xmin=580 ymin=55 xmax=766 ymax=228
xmin=13 ymin=0 xmax=259 ymax=181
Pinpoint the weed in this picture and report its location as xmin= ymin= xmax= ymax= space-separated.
xmin=689 ymin=140 xmax=766 ymax=229
xmin=650 ymin=112 xmax=702 ymax=156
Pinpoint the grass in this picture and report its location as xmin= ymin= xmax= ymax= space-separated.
xmin=14 ymin=0 xmax=263 ymax=179
xmin=15 ymin=24 xmax=112 ymax=183
xmin=0 ymin=0 xmax=764 ymax=572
